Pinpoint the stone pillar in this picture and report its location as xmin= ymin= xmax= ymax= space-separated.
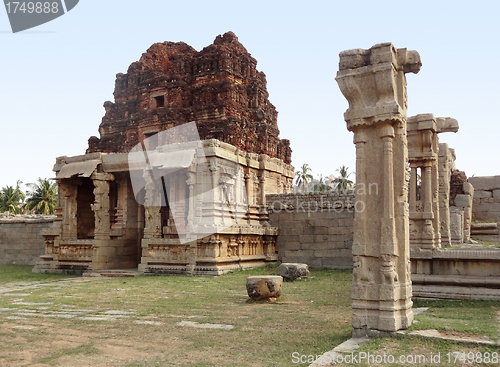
xmin=245 ymin=173 xmax=254 ymax=207
xmin=438 ymin=143 xmax=458 ymax=247
xmin=245 ymin=172 xmax=259 ymax=220
xmin=258 ymin=173 xmax=268 ymax=216
xmin=143 ymin=171 xmax=162 ymax=239
xmin=336 ymin=43 xmax=421 ymax=336
xmin=436 ymin=118 xmax=459 ymax=246
xmin=91 ymin=173 xmax=114 ymax=240
xmin=91 ymin=172 xmax=114 ymax=269
xmin=407 ymin=114 xmax=440 ymax=251
xmin=186 ymin=172 xmax=196 ymax=225
xmin=438 ymin=143 xmax=452 ymax=247
xmin=59 ymin=181 xmax=77 ymax=240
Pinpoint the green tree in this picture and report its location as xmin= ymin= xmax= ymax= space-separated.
xmin=313 ymin=174 xmax=332 ymax=192
xmin=24 ymin=178 xmax=58 ymax=215
xmin=0 ymin=181 xmax=25 ymax=214
xmin=332 ymin=165 xmax=354 ymax=191
xmin=295 ymin=164 xmax=313 ymax=193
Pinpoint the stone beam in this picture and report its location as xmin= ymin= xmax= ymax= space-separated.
xmin=336 ymin=43 xmax=421 ymax=337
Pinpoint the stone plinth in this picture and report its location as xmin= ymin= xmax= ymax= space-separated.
xmin=276 ymin=263 xmax=309 ymax=281
xmin=246 ymin=275 xmax=282 ymax=300
xmin=336 ymin=43 xmax=421 ymax=336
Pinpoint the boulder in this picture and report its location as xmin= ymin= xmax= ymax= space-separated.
xmin=276 ymin=263 xmax=310 ymax=281
xmin=246 ymin=276 xmax=282 ymax=300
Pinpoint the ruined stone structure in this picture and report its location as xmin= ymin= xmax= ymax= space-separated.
xmin=450 ymin=174 xmax=474 ymax=245
xmin=33 ymin=32 xmax=294 ymax=276
xmin=336 ymin=43 xmax=421 ymax=336
xmin=469 ymin=175 xmax=500 ymax=222
xmin=407 ymin=114 xmax=459 ymax=252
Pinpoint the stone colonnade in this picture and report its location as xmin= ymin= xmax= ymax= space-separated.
xmin=34 ymin=140 xmax=295 ymax=276
xmin=407 ymin=114 xmax=459 ymax=253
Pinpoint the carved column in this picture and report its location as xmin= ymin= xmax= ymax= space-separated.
xmin=91 ymin=173 xmax=114 ymax=240
xmin=186 ymin=172 xmax=196 ymax=230
xmin=143 ymin=171 xmax=161 ymax=239
xmin=336 ymin=43 xmax=421 ymax=336
xmin=438 ymin=143 xmax=453 ymax=247
xmin=258 ymin=173 xmax=268 ymax=216
xmin=60 ymin=181 xmax=77 ymax=240
xmin=408 ymin=114 xmax=459 ymax=251
xmin=90 ymin=172 xmax=114 ymax=270
xmin=245 ymin=172 xmax=258 ymax=220
xmin=436 ymin=119 xmax=459 ymax=247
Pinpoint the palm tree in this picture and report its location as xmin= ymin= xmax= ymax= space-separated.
xmin=24 ymin=178 xmax=58 ymax=215
xmin=313 ymin=174 xmax=331 ymax=192
xmin=295 ymin=164 xmax=313 ymax=193
xmin=0 ymin=181 xmax=25 ymax=214
xmin=332 ymin=165 xmax=354 ymax=191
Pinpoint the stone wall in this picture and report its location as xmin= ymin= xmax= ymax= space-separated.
xmin=267 ymin=192 xmax=355 ymax=269
xmin=469 ymin=176 xmax=500 ymax=222
xmin=0 ymin=213 xmax=56 ymax=265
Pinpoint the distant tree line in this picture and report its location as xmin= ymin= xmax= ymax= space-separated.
xmin=295 ymin=164 xmax=354 ymax=193
xmin=0 ymin=178 xmax=57 ymax=215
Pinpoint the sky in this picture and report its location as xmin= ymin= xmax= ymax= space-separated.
xmin=1 ymin=1 xmax=499 ymax=192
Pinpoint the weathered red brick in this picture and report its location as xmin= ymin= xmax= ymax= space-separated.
xmin=86 ymin=31 xmax=292 ymax=164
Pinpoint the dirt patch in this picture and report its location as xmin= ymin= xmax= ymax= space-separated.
xmin=0 ymin=318 xmax=188 ymax=366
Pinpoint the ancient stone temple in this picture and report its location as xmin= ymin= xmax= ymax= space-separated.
xmin=336 ymin=43 xmax=421 ymax=336
xmin=34 ymin=32 xmax=294 ymax=276
xmin=87 ymin=31 xmax=291 ymax=164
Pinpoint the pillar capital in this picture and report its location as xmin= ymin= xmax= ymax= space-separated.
xmin=336 ymin=43 xmax=421 ymax=132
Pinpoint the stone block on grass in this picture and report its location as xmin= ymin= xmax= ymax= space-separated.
xmin=246 ymin=275 xmax=282 ymax=300
xmin=276 ymin=262 xmax=310 ymax=281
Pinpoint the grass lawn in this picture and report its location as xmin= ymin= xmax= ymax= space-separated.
xmin=0 ymin=265 xmax=352 ymax=366
xmin=0 ymin=265 xmax=499 ymax=366
xmin=0 ymin=265 xmax=75 ymax=284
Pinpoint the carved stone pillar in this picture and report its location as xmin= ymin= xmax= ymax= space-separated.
xmin=91 ymin=173 xmax=114 ymax=240
xmin=258 ymin=173 xmax=268 ymax=216
xmin=336 ymin=43 xmax=421 ymax=336
xmin=436 ymin=119 xmax=459 ymax=247
xmin=186 ymin=172 xmax=196 ymax=229
xmin=408 ymin=114 xmax=459 ymax=251
xmin=438 ymin=143 xmax=453 ymax=247
xmin=245 ymin=172 xmax=258 ymax=219
xmin=143 ymin=171 xmax=162 ymax=239
xmin=60 ymin=181 xmax=77 ymax=240
xmin=89 ymin=173 xmax=114 ymax=270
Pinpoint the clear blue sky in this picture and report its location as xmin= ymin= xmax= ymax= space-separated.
xmin=1 ymin=1 xmax=499 ymax=191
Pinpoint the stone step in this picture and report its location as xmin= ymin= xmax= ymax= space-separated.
xmin=471 ymin=222 xmax=498 ymax=230
xmin=471 ymin=222 xmax=499 ymax=235
xmin=82 ymin=269 xmax=141 ymax=278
